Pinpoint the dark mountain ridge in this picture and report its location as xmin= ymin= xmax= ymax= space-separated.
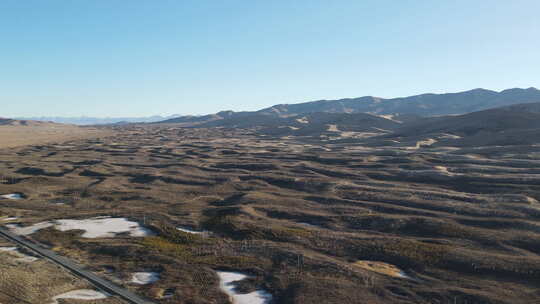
xmin=157 ymin=87 xmax=540 ymax=126
xmin=257 ymin=87 xmax=540 ymax=117
xmin=387 ymin=101 xmax=540 ymax=146
xmin=395 ymin=104 xmax=540 ymax=137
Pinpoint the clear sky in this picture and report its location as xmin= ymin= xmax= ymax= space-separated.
xmin=1 ymin=0 xmax=539 ymax=117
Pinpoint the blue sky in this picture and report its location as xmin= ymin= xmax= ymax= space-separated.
xmin=1 ymin=1 xmax=538 ymax=117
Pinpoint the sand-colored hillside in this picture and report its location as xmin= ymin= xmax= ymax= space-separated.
xmin=0 ymin=119 xmax=113 ymax=149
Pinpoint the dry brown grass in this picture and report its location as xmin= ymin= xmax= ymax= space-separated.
xmin=0 ymin=249 xmax=124 ymax=304
xmin=0 ymin=122 xmax=112 ymax=149
xmin=353 ymin=261 xmax=406 ymax=278
xmin=0 ymin=125 xmax=539 ymax=303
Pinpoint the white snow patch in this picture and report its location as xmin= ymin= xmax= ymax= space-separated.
xmin=7 ymin=217 xmax=153 ymax=238
xmin=15 ymin=255 xmax=39 ymax=262
xmin=6 ymin=222 xmax=53 ymax=235
xmin=378 ymin=114 xmax=402 ymax=123
xmin=0 ymin=247 xmax=18 ymax=252
xmin=397 ymin=271 xmax=411 ymax=279
xmin=295 ymin=117 xmax=309 ymax=124
xmin=434 ymin=166 xmax=454 ymax=175
xmin=50 ymin=289 xmax=109 ymax=304
xmin=0 ymin=246 xmax=39 ymax=262
xmin=0 ymin=216 xmax=18 ymax=222
xmin=408 ymin=138 xmax=437 ymax=150
xmin=217 ymin=271 xmax=272 ymax=304
xmin=131 ymin=272 xmax=160 ymax=285
xmin=177 ymin=227 xmax=206 ymax=235
xmin=298 ymin=222 xmax=321 ymax=229
xmin=279 ymin=126 xmax=299 ymax=130
xmin=55 ymin=217 xmax=154 ymax=238
xmin=1 ymin=193 xmax=23 ymax=200
xmin=417 ymin=138 xmax=437 ymax=147
xmin=326 ymin=124 xmax=340 ymax=132
xmin=440 ymin=133 xmax=462 ymax=139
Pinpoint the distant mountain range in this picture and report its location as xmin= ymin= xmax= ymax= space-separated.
xmin=0 ymin=118 xmax=61 ymax=127
xmin=154 ymin=87 xmax=540 ymax=147
xmin=257 ymin=87 xmax=540 ymax=117
xmin=12 ymin=115 xmax=183 ymax=125
xmin=5 ymin=87 xmax=540 ymax=148
xmin=158 ymin=87 xmax=540 ymax=126
xmin=10 ymin=87 xmax=540 ymax=127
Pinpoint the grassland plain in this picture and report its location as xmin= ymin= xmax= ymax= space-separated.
xmin=0 ymin=125 xmax=539 ymax=303
xmin=0 ymin=120 xmax=112 ymax=149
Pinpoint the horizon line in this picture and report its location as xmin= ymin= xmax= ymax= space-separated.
xmin=5 ymin=86 xmax=538 ymax=119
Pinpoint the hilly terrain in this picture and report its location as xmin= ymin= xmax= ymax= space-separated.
xmin=158 ymin=93 xmax=540 ymax=149
xmin=1 ymin=121 xmax=539 ymax=304
xmin=1 ymin=90 xmax=540 ymax=304
xmin=194 ymin=112 xmax=402 ymax=136
xmin=256 ymin=87 xmax=540 ymax=117
xmin=379 ymin=102 xmax=540 ymax=147
xmin=158 ymin=87 xmax=540 ymax=126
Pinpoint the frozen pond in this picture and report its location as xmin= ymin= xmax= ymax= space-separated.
xmin=0 ymin=193 xmax=24 ymax=200
xmin=50 ymin=289 xmax=109 ymax=304
xmin=7 ymin=217 xmax=154 ymax=238
xmin=217 ymin=271 xmax=272 ymax=304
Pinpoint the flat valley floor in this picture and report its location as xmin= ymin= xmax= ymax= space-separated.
xmin=0 ymin=122 xmax=111 ymax=149
xmin=0 ymin=125 xmax=539 ymax=303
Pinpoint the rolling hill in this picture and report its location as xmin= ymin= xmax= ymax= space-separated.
xmin=256 ymin=87 xmax=540 ymax=117
xmin=386 ymin=102 xmax=540 ymax=146
xmin=157 ymin=87 xmax=540 ymax=127
xmin=195 ymin=112 xmax=402 ymax=136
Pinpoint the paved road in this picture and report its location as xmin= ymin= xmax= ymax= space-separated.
xmin=0 ymin=226 xmax=154 ymax=304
